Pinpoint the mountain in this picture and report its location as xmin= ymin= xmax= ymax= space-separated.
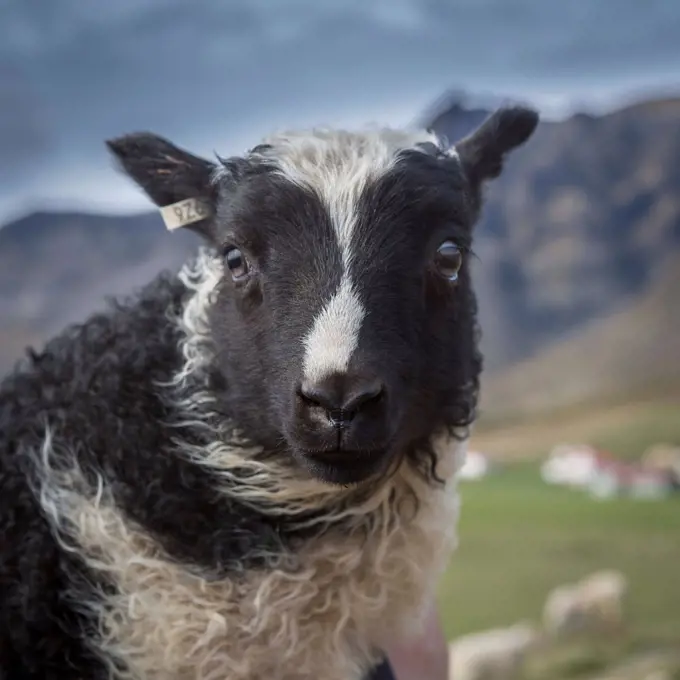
xmin=1 ymin=92 xmax=679 ymax=419
xmin=478 ymin=251 xmax=680 ymax=421
xmin=0 ymin=210 xmax=199 ymax=372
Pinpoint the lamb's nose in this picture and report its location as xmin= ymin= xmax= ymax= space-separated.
xmin=297 ymin=374 xmax=384 ymax=428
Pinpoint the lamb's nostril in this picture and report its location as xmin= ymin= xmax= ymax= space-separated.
xmin=342 ymin=380 xmax=383 ymax=413
xmin=296 ymin=383 xmax=331 ymax=411
xmin=296 ymin=375 xmax=385 ymax=424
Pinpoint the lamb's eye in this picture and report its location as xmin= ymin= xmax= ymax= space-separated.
xmin=224 ymin=246 xmax=249 ymax=281
xmin=434 ymin=240 xmax=463 ymax=281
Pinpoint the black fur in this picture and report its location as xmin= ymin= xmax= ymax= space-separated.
xmin=456 ymin=105 xmax=539 ymax=188
xmin=0 ymin=106 xmax=539 ymax=679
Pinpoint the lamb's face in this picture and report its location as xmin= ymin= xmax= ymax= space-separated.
xmin=107 ymin=107 xmax=539 ymax=485
xmin=205 ymin=134 xmax=479 ymax=484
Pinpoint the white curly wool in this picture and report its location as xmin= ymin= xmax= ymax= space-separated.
xmin=33 ymin=427 xmax=465 ymax=680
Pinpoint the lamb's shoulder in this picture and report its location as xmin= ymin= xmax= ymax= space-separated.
xmin=0 ymin=270 xmax=186 ymax=454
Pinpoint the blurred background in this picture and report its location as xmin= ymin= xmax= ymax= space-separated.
xmin=1 ymin=1 xmax=679 ymax=678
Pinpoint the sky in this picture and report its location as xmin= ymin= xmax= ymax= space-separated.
xmin=1 ymin=0 xmax=679 ymax=223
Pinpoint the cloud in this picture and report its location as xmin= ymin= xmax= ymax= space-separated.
xmin=0 ymin=58 xmax=53 ymax=187
xmin=0 ymin=0 xmax=679 ymax=221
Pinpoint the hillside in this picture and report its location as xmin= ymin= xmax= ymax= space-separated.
xmin=0 ymin=211 xmax=199 ymax=372
xmin=479 ymin=251 xmax=680 ymax=422
xmin=1 ymin=92 xmax=679 ymax=417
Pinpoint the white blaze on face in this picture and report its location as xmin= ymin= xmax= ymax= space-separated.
xmin=302 ymin=277 xmax=364 ymax=383
xmin=252 ymin=126 xmax=443 ymax=383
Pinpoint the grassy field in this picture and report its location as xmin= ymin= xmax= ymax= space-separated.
xmin=435 ymin=399 xmax=680 ymax=678
xmin=471 ymin=392 xmax=680 ymax=461
xmin=438 ymin=465 xmax=680 ymax=642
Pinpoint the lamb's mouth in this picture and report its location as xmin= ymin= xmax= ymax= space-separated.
xmin=295 ymin=447 xmax=391 ymax=485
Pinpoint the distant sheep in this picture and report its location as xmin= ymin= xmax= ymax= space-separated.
xmin=0 ymin=106 xmax=539 ymax=679
xmin=543 ymin=570 xmax=628 ymax=639
xmin=448 ymin=621 xmax=541 ymax=680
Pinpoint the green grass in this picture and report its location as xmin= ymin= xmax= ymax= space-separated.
xmin=436 ymin=464 xmax=680 ymax=651
xmin=441 ymin=399 xmax=680 ymax=677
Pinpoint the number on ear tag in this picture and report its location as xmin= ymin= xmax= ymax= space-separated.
xmin=159 ymin=198 xmax=211 ymax=231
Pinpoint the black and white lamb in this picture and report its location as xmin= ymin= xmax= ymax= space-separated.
xmin=0 ymin=105 xmax=539 ymax=680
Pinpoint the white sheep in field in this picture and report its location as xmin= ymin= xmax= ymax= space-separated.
xmin=542 ymin=570 xmax=628 ymax=640
xmin=448 ymin=621 xmax=541 ymax=680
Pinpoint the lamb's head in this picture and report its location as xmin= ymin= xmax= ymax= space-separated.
xmin=106 ymin=106 xmax=538 ymax=486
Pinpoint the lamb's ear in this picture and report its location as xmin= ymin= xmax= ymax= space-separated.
xmin=105 ymin=132 xmax=218 ymax=238
xmin=454 ymin=106 xmax=539 ymax=186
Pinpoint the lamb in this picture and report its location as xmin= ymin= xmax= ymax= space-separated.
xmin=0 ymin=104 xmax=539 ymax=680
